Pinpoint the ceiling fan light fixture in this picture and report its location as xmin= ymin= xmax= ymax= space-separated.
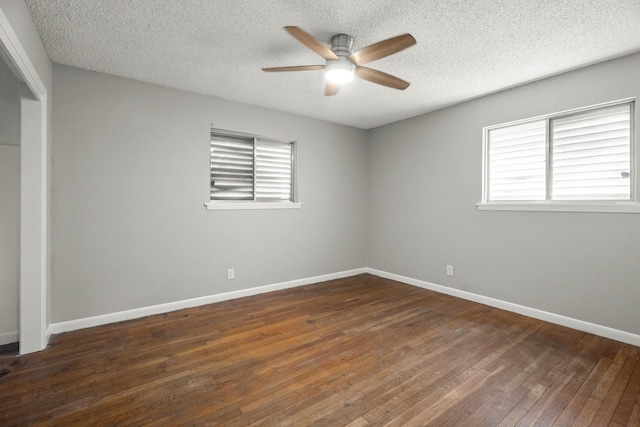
xmin=325 ymin=58 xmax=355 ymax=84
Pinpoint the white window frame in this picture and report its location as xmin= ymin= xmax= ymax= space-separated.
xmin=205 ymin=128 xmax=301 ymax=211
xmin=478 ymin=98 xmax=640 ymax=214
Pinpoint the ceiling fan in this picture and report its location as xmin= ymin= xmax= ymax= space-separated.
xmin=262 ymin=26 xmax=416 ymax=96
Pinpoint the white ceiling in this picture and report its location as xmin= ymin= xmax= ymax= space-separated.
xmin=24 ymin=0 xmax=640 ymax=129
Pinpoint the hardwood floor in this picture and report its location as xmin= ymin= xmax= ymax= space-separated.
xmin=1 ymin=274 xmax=639 ymax=426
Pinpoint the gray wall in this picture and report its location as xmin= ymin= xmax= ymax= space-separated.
xmin=51 ymin=64 xmax=368 ymax=323
xmin=368 ymin=52 xmax=640 ymax=335
xmin=0 ymin=57 xmax=19 ymax=342
xmin=0 ymin=57 xmax=19 ymax=146
xmin=0 ymin=145 xmax=19 ymax=342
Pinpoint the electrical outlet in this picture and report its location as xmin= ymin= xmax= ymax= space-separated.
xmin=227 ymin=268 xmax=235 ymax=280
xmin=446 ymin=265 xmax=453 ymax=277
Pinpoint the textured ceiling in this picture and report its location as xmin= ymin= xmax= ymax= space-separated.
xmin=24 ymin=0 xmax=640 ymax=129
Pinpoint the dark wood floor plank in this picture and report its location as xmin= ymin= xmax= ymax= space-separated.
xmin=499 ymin=341 xmax=583 ymax=426
xmin=497 ymin=383 xmax=549 ymax=426
xmin=1 ymin=274 xmax=639 ymax=426
xmin=589 ymin=349 xmax=638 ymax=426
xmin=551 ymin=349 xmax=618 ymax=426
xmin=570 ymin=347 xmax=630 ymax=426
xmin=455 ymin=346 xmax=562 ymax=426
xmin=611 ymin=352 xmax=640 ymax=426
xmin=519 ymin=333 xmax=609 ymax=426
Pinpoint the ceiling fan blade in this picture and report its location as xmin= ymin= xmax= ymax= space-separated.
xmin=355 ymin=67 xmax=410 ymax=90
xmin=262 ymin=65 xmax=325 ymax=72
xmin=285 ymin=26 xmax=339 ymax=61
xmin=349 ymin=34 xmax=416 ymax=66
xmin=325 ymin=82 xmax=339 ymax=96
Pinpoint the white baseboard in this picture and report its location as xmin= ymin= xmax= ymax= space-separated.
xmin=0 ymin=330 xmax=18 ymax=346
xmin=366 ymin=268 xmax=640 ymax=348
xmin=48 ymin=268 xmax=367 ymax=336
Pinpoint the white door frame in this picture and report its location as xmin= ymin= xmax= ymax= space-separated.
xmin=0 ymin=8 xmax=49 ymax=354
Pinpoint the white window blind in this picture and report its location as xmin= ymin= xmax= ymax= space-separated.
xmin=487 ymin=120 xmax=547 ymax=201
xmin=210 ymin=130 xmax=295 ymax=202
xmin=210 ymin=135 xmax=254 ymax=200
xmin=255 ymin=141 xmax=293 ymax=201
xmin=551 ymin=104 xmax=631 ymax=201
xmin=484 ymin=100 xmax=634 ymax=204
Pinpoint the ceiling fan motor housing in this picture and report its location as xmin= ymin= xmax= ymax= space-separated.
xmin=330 ymin=34 xmax=354 ymax=56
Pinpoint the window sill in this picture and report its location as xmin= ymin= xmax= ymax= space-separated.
xmin=205 ymin=201 xmax=302 ymax=211
xmin=476 ymin=202 xmax=640 ymax=214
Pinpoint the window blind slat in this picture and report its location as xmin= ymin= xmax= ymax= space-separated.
xmin=553 ymin=106 xmax=629 ymax=128
xmin=553 ymin=135 xmax=629 ymax=152
xmin=491 ymin=147 xmax=546 ymax=162
xmin=490 ymin=140 xmax=546 ymax=156
xmin=553 ymin=121 xmax=629 ymax=140
xmin=553 ymin=145 xmax=629 ymax=161
xmin=552 ymin=161 xmax=629 ymax=176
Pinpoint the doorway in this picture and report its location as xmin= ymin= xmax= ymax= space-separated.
xmin=0 ymin=6 xmax=49 ymax=354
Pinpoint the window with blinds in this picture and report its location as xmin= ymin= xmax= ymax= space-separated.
xmin=484 ymin=100 xmax=634 ymax=204
xmin=210 ymin=129 xmax=295 ymax=203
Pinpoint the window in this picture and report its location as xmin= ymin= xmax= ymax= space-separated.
xmin=205 ymin=129 xmax=300 ymax=210
xmin=479 ymin=99 xmax=639 ymax=213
